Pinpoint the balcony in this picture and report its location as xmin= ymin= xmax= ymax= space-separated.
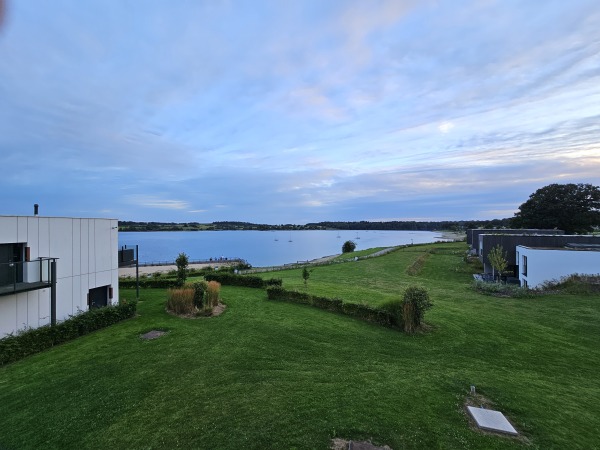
xmin=0 ymin=258 xmax=57 ymax=297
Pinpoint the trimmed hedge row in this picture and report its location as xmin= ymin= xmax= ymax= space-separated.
xmin=0 ymin=300 xmax=137 ymax=366
xmin=266 ymin=286 xmax=397 ymax=328
xmin=204 ymin=273 xmax=282 ymax=288
xmin=119 ymin=278 xmax=182 ymax=289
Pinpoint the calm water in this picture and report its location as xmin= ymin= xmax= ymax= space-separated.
xmin=119 ymin=230 xmax=447 ymax=267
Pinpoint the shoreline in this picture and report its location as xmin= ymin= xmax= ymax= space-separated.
xmin=119 ymin=231 xmax=465 ymax=277
xmin=119 ymin=231 xmax=466 ymax=278
xmin=119 ymin=261 xmax=237 ymax=277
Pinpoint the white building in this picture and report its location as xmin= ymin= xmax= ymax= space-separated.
xmin=516 ymin=244 xmax=600 ymax=288
xmin=0 ymin=215 xmax=119 ymax=338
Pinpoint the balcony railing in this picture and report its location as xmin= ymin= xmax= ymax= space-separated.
xmin=0 ymin=258 xmax=57 ymax=297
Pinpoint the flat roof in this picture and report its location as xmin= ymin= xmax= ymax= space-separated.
xmin=517 ymin=245 xmax=600 ymax=251
xmin=0 ymin=215 xmax=118 ymax=220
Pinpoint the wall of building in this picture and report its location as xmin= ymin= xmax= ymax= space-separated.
xmin=479 ymin=234 xmax=600 ymax=275
xmin=0 ymin=216 xmax=119 ymax=337
xmin=517 ymin=246 xmax=600 ymax=288
xmin=468 ymin=229 xmax=563 ymax=251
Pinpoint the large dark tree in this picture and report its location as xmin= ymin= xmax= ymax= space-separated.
xmin=512 ymin=183 xmax=600 ymax=234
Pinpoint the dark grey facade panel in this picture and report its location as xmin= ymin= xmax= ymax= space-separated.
xmin=467 ymin=229 xmax=564 ymax=249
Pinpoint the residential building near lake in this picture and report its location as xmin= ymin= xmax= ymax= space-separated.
xmin=517 ymin=244 xmax=600 ymax=288
xmin=478 ymin=233 xmax=600 ymax=277
xmin=0 ymin=214 xmax=119 ymax=338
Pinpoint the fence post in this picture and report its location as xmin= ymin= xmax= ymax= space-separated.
xmin=50 ymin=260 xmax=57 ymax=326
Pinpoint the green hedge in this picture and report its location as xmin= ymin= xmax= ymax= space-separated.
xmin=266 ymin=286 xmax=394 ymax=328
xmin=0 ymin=300 xmax=137 ymax=366
xmin=204 ymin=273 xmax=282 ymax=288
xmin=119 ymin=278 xmax=181 ymax=289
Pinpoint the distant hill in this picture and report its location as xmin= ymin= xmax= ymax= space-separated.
xmin=118 ymin=218 xmax=512 ymax=232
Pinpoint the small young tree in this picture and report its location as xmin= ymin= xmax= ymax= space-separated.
xmin=342 ymin=240 xmax=356 ymax=253
xmin=302 ymin=266 xmax=313 ymax=286
xmin=488 ymin=244 xmax=508 ymax=282
xmin=175 ymin=252 xmax=189 ymax=286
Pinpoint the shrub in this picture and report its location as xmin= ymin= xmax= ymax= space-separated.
xmin=380 ymin=299 xmax=404 ymax=328
xmin=266 ymin=287 xmax=394 ymax=328
xmin=342 ymin=240 xmax=356 ymax=253
xmin=166 ymin=288 xmax=195 ymax=315
xmin=471 ymin=280 xmax=535 ymax=298
xmin=120 ymin=278 xmax=181 ymax=289
xmin=0 ymin=300 xmax=137 ymax=366
xmin=187 ymin=281 xmax=208 ymax=308
xmin=204 ymin=272 xmax=279 ymax=288
xmin=538 ymin=274 xmax=600 ymax=295
xmin=234 ymin=260 xmax=252 ymax=270
xmin=401 ymin=286 xmax=433 ymax=334
xmin=206 ymin=281 xmax=221 ymax=307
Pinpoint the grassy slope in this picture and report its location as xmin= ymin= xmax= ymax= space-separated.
xmin=0 ymin=242 xmax=598 ymax=449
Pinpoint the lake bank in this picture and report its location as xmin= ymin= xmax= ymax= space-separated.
xmin=119 ymin=229 xmax=459 ymax=268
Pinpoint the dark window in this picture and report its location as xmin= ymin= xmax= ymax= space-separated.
xmin=522 ymin=255 xmax=527 ymax=276
xmin=88 ymin=285 xmax=108 ymax=309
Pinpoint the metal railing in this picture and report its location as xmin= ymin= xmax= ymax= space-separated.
xmin=0 ymin=258 xmax=57 ymax=295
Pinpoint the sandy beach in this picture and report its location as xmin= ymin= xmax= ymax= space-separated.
xmin=119 ymin=262 xmax=236 ymax=278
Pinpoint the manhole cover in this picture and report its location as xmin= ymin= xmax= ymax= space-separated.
xmin=140 ymin=330 xmax=167 ymax=340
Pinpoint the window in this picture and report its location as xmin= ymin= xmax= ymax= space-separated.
xmin=522 ymin=255 xmax=527 ymax=276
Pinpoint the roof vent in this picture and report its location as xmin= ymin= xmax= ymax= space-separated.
xmin=34 ymin=204 xmax=39 ymax=216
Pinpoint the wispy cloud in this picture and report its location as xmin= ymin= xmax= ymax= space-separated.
xmin=0 ymin=0 xmax=598 ymax=222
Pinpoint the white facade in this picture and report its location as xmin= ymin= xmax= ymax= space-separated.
xmin=516 ymin=245 xmax=600 ymax=288
xmin=0 ymin=215 xmax=119 ymax=337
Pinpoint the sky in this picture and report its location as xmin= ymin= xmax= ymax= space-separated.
xmin=1 ymin=0 xmax=599 ymax=224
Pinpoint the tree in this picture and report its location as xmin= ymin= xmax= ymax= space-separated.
xmin=175 ymin=252 xmax=189 ymax=286
xmin=512 ymin=183 xmax=600 ymax=234
xmin=488 ymin=244 xmax=508 ymax=282
xmin=342 ymin=240 xmax=356 ymax=253
xmin=302 ymin=266 xmax=313 ymax=286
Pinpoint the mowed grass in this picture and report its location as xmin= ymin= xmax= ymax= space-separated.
xmin=1 ymin=242 xmax=599 ymax=449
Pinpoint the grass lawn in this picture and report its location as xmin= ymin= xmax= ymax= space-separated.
xmin=1 ymin=242 xmax=599 ymax=449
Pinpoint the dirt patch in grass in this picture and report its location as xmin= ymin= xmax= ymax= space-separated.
xmin=330 ymin=438 xmax=392 ymax=450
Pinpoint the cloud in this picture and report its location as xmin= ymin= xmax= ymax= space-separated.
xmin=126 ymin=196 xmax=190 ymax=210
xmin=438 ymin=122 xmax=454 ymax=133
xmin=0 ymin=1 xmax=599 ymax=224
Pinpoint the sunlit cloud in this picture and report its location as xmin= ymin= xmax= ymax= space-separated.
xmin=126 ymin=196 xmax=189 ymax=210
xmin=438 ymin=122 xmax=454 ymax=133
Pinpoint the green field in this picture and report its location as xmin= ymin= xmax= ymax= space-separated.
xmin=1 ymin=242 xmax=599 ymax=449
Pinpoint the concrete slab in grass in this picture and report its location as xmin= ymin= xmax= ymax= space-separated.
xmin=467 ymin=406 xmax=518 ymax=435
xmin=140 ymin=330 xmax=167 ymax=340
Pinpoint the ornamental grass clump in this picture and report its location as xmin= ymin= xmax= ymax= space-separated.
xmin=166 ymin=288 xmax=195 ymax=315
xmin=206 ymin=281 xmax=221 ymax=308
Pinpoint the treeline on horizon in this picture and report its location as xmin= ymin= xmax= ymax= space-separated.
xmin=118 ymin=218 xmax=513 ymax=232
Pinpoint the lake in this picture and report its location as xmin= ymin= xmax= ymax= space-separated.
xmin=119 ymin=230 xmax=448 ymax=267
